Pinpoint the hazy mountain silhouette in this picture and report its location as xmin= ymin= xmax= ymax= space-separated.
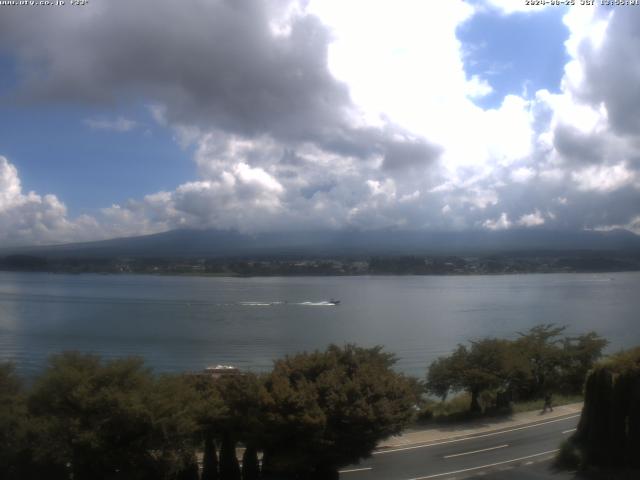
xmin=3 ymin=228 xmax=640 ymax=259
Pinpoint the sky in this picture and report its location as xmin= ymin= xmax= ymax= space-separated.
xmin=0 ymin=0 xmax=639 ymax=246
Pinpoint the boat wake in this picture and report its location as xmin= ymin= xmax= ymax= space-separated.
xmin=238 ymin=300 xmax=339 ymax=307
xmin=238 ymin=301 xmax=281 ymax=306
xmin=298 ymin=301 xmax=338 ymax=306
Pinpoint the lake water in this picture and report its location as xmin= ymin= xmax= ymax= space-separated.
xmin=1 ymin=271 xmax=639 ymax=379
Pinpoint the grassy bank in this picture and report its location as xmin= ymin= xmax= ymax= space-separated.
xmin=415 ymin=392 xmax=583 ymax=426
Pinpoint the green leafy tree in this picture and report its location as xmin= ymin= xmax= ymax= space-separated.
xmin=427 ymin=326 xmax=608 ymax=413
xmin=216 ymin=372 xmax=265 ymax=447
xmin=425 ymin=356 xmax=454 ymax=401
xmin=27 ymin=352 xmax=157 ymax=479
xmin=146 ymin=374 xmax=203 ymax=478
xmin=26 ymin=352 xmax=201 ymax=479
xmin=0 ymin=363 xmax=30 ymax=480
xmin=261 ymin=344 xmax=416 ymax=477
xmin=514 ymin=324 xmax=566 ymax=398
xmin=216 ymin=373 xmax=265 ymax=479
xmin=427 ymin=339 xmax=512 ymax=412
xmin=561 ymin=332 xmax=608 ymax=394
xmin=188 ymin=373 xmax=228 ymax=478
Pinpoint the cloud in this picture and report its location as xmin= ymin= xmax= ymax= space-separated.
xmin=482 ymin=0 xmax=546 ymax=15
xmin=563 ymin=7 xmax=640 ymax=136
xmin=483 ymin=213 xmax=511 ymax=231
xmin=518 ymin=210 xmax=545 ymax=227
xmin=0 ymin=0 xmax=428 ymax=161
xmin=84 ymin=116 xmax=139 ymax=132
xmin=0 ymin=156 xmax=102 ymax=246
xmin=572 ymin=163 xmax=637 ymax=193
xmin=0 ymin=1 xmax=639 ymax=245
xmin=382 ymin=138 xmax=442 ymax=171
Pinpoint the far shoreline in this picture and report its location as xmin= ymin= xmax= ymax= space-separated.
xmin=0 ymin=268 xmax=639 ymax=279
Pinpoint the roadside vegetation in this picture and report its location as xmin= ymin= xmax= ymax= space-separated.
xmin=556 ymin=346 xmax=640 ymax=476
xmin=0 ymin=345 xmax=417 ymax=480
xmin=415 ymin=392 xmax=584 ymax=425
xmin=424 ymin=324 xmax=607 ymax=416
xmin=0 ymin=326 xmax=629 ymax=479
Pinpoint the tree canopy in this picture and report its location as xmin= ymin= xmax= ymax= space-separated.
xmin=426 ymin=325 xmax=608 ymax=412
xmin=261 ymin=344 xmax=417 ymax=477
xmin=1 ymin=345 xmax=418 ymax=480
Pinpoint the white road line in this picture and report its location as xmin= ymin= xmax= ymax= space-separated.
xmin=405 ymin=449 xmax=559 ymax=480
xmin=339 ymin=467 xmax=373 ymax=474
xmin=443 ymin=444 xmax=509 ymax=459
xmin=562 ymin=428 xmax=577 ymax=434
xmin=374 ymin=414 xmax=579 ymax=455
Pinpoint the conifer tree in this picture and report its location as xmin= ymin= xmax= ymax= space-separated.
xmin=241 ymin=445 xmax=260 ymax=480
xmin=201 ymin=433 xmax=219 ymax=480
xmin=219 ymin=434 xmax=241 ymax=480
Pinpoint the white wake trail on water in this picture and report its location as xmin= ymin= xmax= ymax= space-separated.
xmin=238 ymin=301 xmax=337 ymax=307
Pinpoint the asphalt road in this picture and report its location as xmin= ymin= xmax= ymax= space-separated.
xmin=339 ymin=413 xmax=580 ymax=480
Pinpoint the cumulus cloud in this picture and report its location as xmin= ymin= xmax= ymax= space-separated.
xmin=0 ymin=157 xmax=102 ymax=246
xmin=483 ymin=213 xmax=511 ymax=231
xmin=518 ymin=210 xmax=545 ymax=227
xmin=0 ymin=1 xmax=639 ymax=244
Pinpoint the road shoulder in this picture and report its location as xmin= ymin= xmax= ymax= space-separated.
xmin=378 ymin=402 xmax=583 ymax=451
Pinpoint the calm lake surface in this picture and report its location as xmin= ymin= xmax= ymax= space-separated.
xmin=1 ymin=271 xmax=639 ymax=378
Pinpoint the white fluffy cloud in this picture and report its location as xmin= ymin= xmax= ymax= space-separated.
xmin=0 ymin=157 xmax=102 ymax=246
xmin=0 ymin=1 xmax=639 ymax=245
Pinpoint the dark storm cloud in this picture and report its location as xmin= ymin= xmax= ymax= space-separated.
xmin=574 ymin=7 xmax=640 ymax=136
xmin=0 ymin=0 xmax=439 ymax=162
xmin=382 ymin=138 xmax=442 ymax=171
xmin=553 ymin=123 xmax=604 ymax=165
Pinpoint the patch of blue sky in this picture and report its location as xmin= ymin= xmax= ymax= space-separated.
xmin=0 ymin=69 xmax=194 ymax=216
xmin=457 ymin=6 xmax=570 ymax=109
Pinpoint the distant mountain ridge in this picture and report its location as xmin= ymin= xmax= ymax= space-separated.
xmin=3 ymin=228 xmax=640 ymax=259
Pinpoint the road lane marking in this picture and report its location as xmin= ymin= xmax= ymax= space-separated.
xmin=374 ymin=414 xmax=579 ymax=455
xmin=405 ymin=449 xmax=559 ymax=480
xmin=339 ymin=467 xmax=373 ymax=474
xmin=562 ymin=428 xmax=577 ymax=434
xmin=443 ymin=444 xmax=509 ymax=459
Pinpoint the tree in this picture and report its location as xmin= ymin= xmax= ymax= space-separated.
xmin=261 ymin=344 xmax=416 ymax=477
xmin=219 ymin=433 xmax=241 ymax=480
xmin=201 ymin=432 xmax=219 ymax=480
xmin=175 ymin=452 xmax=200 ymax=480
xmin=215 ymin=373 xmax=264 ymax=479
xmin=426 ymin=339 xmax=512 ymax=412
xmin=0 ymin=363 xmax=30 ymax=480
xmin=146 ymin=374 xmax=203 ymax=478
xmin=514 ymin=324 xmax=566 ymax=398
xmin=26 ymin=352 xmax=157 ymax=479
xmin=216 ymin=372 xmax=265 ymax=448
xmin=188 ymin=373 xmax=227 ymax=479
xmin=570 ymin=346 xmax=640 ymax=469
xmin=26 ymin=352 xmax=201 ymax=479
xmin=425 ymin=356 xmax=455 ymax=401
xmin=561 ymin=332 xmax=608 ymax=394
xmin=242 ymin=445 xmax=260 ymax=480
